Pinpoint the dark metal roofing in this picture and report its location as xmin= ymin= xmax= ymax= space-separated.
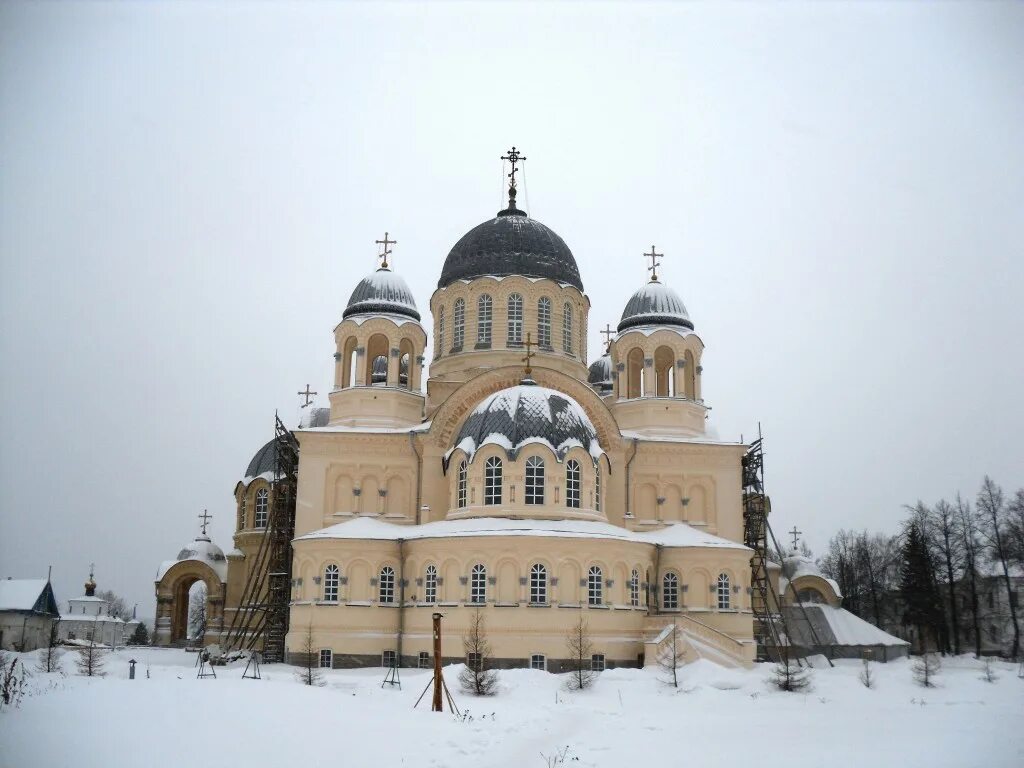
xmin=587 ymin=354 xmax=614 ymax=394
xmin=343 ymin=268 xmax=421 ymax=321
xmin=617 ymin=280 xmax=694 ymax=333
xmin=245 ymin=439 xmax=276 ymax=478
xmin=438 ymin=212 xmax=584 ymax=291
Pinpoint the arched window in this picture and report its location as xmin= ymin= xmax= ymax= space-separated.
xmin=565 ymin=460 xmax=580 ymax=509
xmin=717 ymin=573 xmax=731 ymax=609
xmin=457 ymin=460 xmax=468 ymax=509
xmin=453 ymin=298 xmax=465 ymax=350
xmin=507 ymin=293 xmax=523 ymax=345
xmin=477 ymin=294 xmax=492 ymax=346
xmin=239 ymin=497 xmax=247 ymax=530
xmin=629 ymin=569 xmax=640 ymax=607
xmin=588 ymin=566 xmax=603 ymax=606
xmin=562 ymin=302 xmax=573 ymax=354
xmin=484 ymin=457 xmax=502 ymax=505
xmin=595 ymin=466 xmax=602 ymax=513
xmin=379 ymin=566 xmax=395 ymax=604
xmin=525 ymin=456 xmax=545 ymax=505
xmin=370 ymin=355 xmax=387 ymax=385
xmin=470 ymin=563 xmax=486 ymax=604
xmin=663 ymin=572 xmax=679 ymax=610
xmin=537 ymin=297 xmax=552 ymax=348
xmin=424 ymin=564 xmax=437 ymax=603
xmin=437 ymin=307 xmax=445 ymax=358
xmin=255 ymin=488 xmax=269 ymax=528
xmin=323 ymin=564 xmax=340 ymax=602
xmin=530 ymin=563 xmax=547 ymax=604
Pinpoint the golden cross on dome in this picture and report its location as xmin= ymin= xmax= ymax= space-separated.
xmin=297 ymin=384 xmax=317 ymax=408
xmin=644 ymin=245 xmax=663 ymax=282
xmin=522 ymin=332 xmax=536 ymax=377
xmin=375 ymin=232 xmax=397 ymax=269
xmin=789 ymin=525 xmax=803 ymax=550
xmin=600 ymin=324 xmax=615 ymax=349
xmin=199 ymin=509 xmax=212 ymax=536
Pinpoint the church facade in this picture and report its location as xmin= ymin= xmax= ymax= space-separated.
xmin=197 ymin=156 xmax=763 ymax=669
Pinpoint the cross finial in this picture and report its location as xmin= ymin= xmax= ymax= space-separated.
xmin=644 ymin=245 xmax=663 ymax=282
xmin=522 ymin=332 xmax=536 ymax=378
xmin=375 ymin=232 xmax=397 ymax=270
xmin=89 ymin=563 xmax=94 ymax=580
xmin=297 ymin=384 xmax=317 ymax=408
xmin=789 ymin=526 xmax=803 ymax=550
xmin=500 ymin=145 xmax=527 ymax=211
xmin=199 ymin=509 xmax=212 ymax=536
xmin=600 ymin=324 xmax=615 ymax=350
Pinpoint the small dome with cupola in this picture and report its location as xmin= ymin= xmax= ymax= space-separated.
xmin=618 ymin=279 xmax=693 ymax=333
xmin=344 ymin=266 xmax=420 ymax=321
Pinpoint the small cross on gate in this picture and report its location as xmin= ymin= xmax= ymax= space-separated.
xmin=297 ymin=383 xmax=317 ymax=408
xmin=522 ymin=332 xmax=536 ymax=377
xmin=198 ymin=509 xmax=212 ymax=536
xmin=789 ymin=526 xmax=803 ymax=550
xmin=644 ymin=245 xmax=663 ymax=282
xmin=375 ymin=232 xmax=397 ymax=269
xmin=600 ymin=324 xmax=615 ymax=349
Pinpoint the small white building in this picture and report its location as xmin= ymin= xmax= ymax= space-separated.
xmin=0 ymin=577 xmax=60 ymax=651
xmin=57 ymin=570 xmax=125 ymax=648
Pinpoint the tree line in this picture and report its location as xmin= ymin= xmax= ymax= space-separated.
xmin=817 ymin=475 xmax=1023 ymax=658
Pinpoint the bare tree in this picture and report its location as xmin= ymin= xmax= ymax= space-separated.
xmin=980 ymin=657 xmax=998 ymax=683
xmin=295 ymin=622 xmax=324 ymax=687
xmin=770 ymin=648 xmax=810 ymax=692
xmin=188 ymin=583 xmax=208 ymax=643
xmin=36 ymin=620 xmax=63 ymax=673
xmin=76 ymin=636 xmax=105 ymax=677
xmin=1007 ymin=488 xmax=1024 ymax=569
xmin=459 ymin=609 xmax=498 ymax=696
xmin=95 ymin=589 xmax=130 ymax=621
xmin=0 ymin=652 xmax=28 ymax=711
xmin=976 ymin=476 xmax=1020 ymax=659
xmin=858 ymin=656 xmax=875 ymax=689
xmin=656 ymin=623 xmax=682 ymax=688
xmin=956 ymin=494 xmax=984 ymax=657
xmin=927 ymin=499 xmax=964 ymax=654
xmin=912 ymin=652 xmax=940 ymax=687
xmin=564 ymin=615 xmax=595 ymax=691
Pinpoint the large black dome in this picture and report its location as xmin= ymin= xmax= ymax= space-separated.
xmin=438 ymin=210 xmax=584 ymax=291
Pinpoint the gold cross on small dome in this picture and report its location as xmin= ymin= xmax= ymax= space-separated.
xmin=644 ymin=245 xmax=663 ymax=282
xmin=375 ymin=232 xmax=397 ymax=269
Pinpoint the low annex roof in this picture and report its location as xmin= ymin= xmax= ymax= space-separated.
xmin=0 ymin=578 xmax=51 ymax=612
xmin=295 ymin=516 xmax=749 ymax=551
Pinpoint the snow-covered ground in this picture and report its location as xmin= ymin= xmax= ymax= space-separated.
xmin=2 ymin=648 xmax=1022 ymax=768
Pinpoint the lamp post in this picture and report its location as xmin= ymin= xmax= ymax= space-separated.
xmin=129 ymin=659 xmax=136 ymax=680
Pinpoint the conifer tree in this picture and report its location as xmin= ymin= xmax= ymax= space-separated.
xmin=459 ymin=609 xmax=498 ymax=696
xmin=899 ymin=521 xmax=945 ymax=653
xmin=129 ymin=621 xmax=150 ymax=646
xmin=565 ymin=615 xmax=596 ymax=691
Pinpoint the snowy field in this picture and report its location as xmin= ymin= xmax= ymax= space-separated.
xmin=2 ymin=648 xmax=1022 ymax=768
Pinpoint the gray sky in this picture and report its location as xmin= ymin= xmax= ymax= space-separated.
xmin=2 ymin=1 xmax=1022 ymax=617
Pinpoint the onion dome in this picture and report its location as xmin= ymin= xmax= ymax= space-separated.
xmin=453 ymin=383 xmax=601 ymax=462
xmin=587 ymin=352 xmax=614 ymax=395
xmin=343 ymin=267 xmax=420 ymax=321
xmin=618 ymin=279 xmax=694 ymax=333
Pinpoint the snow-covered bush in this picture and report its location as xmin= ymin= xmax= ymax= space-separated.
xmin=912 ymin=653 xmax=940 ymax=688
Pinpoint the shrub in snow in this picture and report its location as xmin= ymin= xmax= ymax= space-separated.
xmin=295 ymin=622 xmax=325 ymax=687
xmin=564 ymin=616 xmax=595 ymax=691
xmin=76 ymin=641 xmax=105 ymax=678
xmin=859 ymin=658 xmax=875 ymax=689
xmin=656 ymin=624 xmax=683 ymax=689
xmin=770 ymin=650 xmax=811 ymax=692
xmin=980 ymin=657 xmax=997 ymax=684
xmin=1 ymin=652 xmax=28 ymax=710
xmin=36 ymin=622 xmax=63 ymax=674
xmin=911 ymin=653 xmax=940 ymax=688
xmin=459 ymin=609 xmax=498 ymax=696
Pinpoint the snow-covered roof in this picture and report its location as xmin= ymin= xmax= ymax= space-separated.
xmin=296 ymin=516 xmax=749 ymax=551
xmin=451 ymin=382 xmax=603 ymax=463
xmin=619 ymin=429 xmax=742 ymax=447
xmin=59 ymin=613 xmax=124 ymax=624
xmin=782 ymin=549 xmax=842 ymax=598
xmin=156 ymin=535 xmax=228 ymax=582
xmin=0 ymin=578 xmax=49 ymax=612
xmin=618 ymin=279 xmax=693 ymax=333
xmin=784 ymin=604 xmax=909 ymax=648
xmin=300 ymin=421 xmax=431 ymax=435
xmin=587 ymin=353 xmax=613 ymax=394
xmin=343 ymin=267 xmax=420 ymax=322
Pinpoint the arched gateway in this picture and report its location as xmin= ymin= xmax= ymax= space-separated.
xmin=154 ymin=531 xmax=228 ymax=647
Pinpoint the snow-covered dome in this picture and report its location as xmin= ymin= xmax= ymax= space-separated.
xmin=587 ymin=352 xmax=613 ymax=394
xmin=244 ymin=439 xmax=276 ymax=481
xmin=157 ymin=534 xmax=229 ymax=582
xmin=453 ymin=382 xmax=602 ymax=462
xmin=343 ymin=267 xmax=420 ymax=321
xmin=618 ymin=279 xmax=693 ymax=333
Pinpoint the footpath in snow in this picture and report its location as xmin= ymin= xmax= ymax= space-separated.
xmin=1 ymin=648 xmax=1022 ymax=768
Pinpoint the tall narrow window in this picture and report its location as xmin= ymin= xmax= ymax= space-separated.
xmin=379 ymin=566 xmax=395 ymax=604
xmin=525 ymin=456 xmax=545 ymax=505
xmin=418 ymin=651 xmax=431 ymax=668
xmin=484 ymin=457 xmax=503 ymax=505
xmin=562 ymin=302 xmax=573 ymax=354
xmin=453 ymin=298 xmax=465 ymax=350
xmin=565 ymin=460 xmax=581 ymax=509
xmin=319 ymin=649 xmax=333 ymax=668
xmin=507 ymin=293 xmax=523 ymax=345
xmin=424 ymin=565 xmax=438 ymax=603
xmin=717 ymin=573 xmax=731 ymax=609
xmin=595 ymin=466 xmax=602 ymax=512
xmin=477 ymin=294 xmax=492 ymax=346
xmin=437 ymin=307 xmax=445 ymax=358
xmin=530 ymin=563 xmax=547 ymax=604
xmin=323 ymin=564 xmax=340 ymax=602
xmin=588 ymin=566 xmax=603 ymax=606
xmin=239 ymin=498 xmax=247 ymax=530
xmin=663 ymin=572 xmax=679 ymax=610
xmin=457 ymin=460 xmax=468 ymax=508
xmin=537 ymin=297 xmax=552 ymax=348
xmin=254 ymin=488 xmax=269 ymax=528
xmin=630 ymin=569 xmax=640 ymax=607
xmin=591 ymin=654 xmax=605 ymax=672
xmin=470 ymin=563 xmax=486 ymax=604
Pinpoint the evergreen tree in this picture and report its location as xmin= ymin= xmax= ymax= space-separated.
xmin=129 ymin=621 xmax=150 ymax=646
xmin=899 ymin=521 xmax=945 ymax=653
xmin=459 ymin=609 xmax=498 ymax=696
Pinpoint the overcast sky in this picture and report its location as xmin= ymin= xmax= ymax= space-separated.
xmin=2 ymin=1 xmax=1022 ymax=618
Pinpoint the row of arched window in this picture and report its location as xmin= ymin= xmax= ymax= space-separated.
xmin=238 ymin=487 xmax=270 ymax=530
xmin=456 ymin=457 xmax=600 ymax=511
xmin=438 ymin=295 xmax=579 ymax=356
xmin=316 ymin=563 xmax=732 ymax=609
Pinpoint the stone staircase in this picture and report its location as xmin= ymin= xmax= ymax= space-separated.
xmin=642 ymin=614 xmax=755 ymax=669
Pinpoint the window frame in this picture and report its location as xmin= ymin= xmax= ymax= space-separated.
xmin=525 ymin=456 xmax=545 ymax=505
xmin=562 ymin=302 xmax=573 ymax=354
xmin=470 ymin=563 xmax=487 ymax=604
xmin=530 ymin=563 xmax=547 ymax=605
xmin=457 ymin=460 xmax=468 ymax=509
xmin=319 ymin=649 xmax=333 ymax=669
xmin=630 ymin=569 xmax=640 ymax=608
xmin=379 ymin=566 xmax=396 ymax=604
xmin=717 ymin=573 xmax=731 ymax=610
xmin=595 ymin=465 xmax=602 ymax=512
xmin=453 ymin=298 xmax=465 ymax=350
xmin=537 ymin=297 xmax=552 ymax=348
xmin=591 ymin=653 xmax=605 ymax=672
xmin=565 ymin=459 xmax=581 ymax=509
xmin=662 ymin=572 xmax=679 ymax=610
xmin=382 ymin=649 xmax=397 ymax=669
xmin=477 ymin=294 xmax=493 ymax=345
xmin=467 ymin=651 xmax=482 ymax=672
xmin=418 ymin=651 xmax=431 ymax=669
xmin=254 ymin=488 xmax=269 ymax=529
xmin=437 ymin=307 xmax=445 ymax=357
xmin=424 ymin=564 xmax=438 ymax=604
xmin=588 ymin=565 xmax=603 ymax=606
xmin=530 ymin=653 xmax=547 ymax=671
xmin=323 ymin=564 xmax=340 ymax=603
xmin=484 ymin=456 xmax=503 ymax=505
xmin=507 ymin=293 xmax=524 ymax=345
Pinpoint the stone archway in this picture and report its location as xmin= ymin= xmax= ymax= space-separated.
xmin=154 ymin=560 xmax=226 ymax=647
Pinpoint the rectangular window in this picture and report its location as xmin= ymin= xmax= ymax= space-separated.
xmin=467 ymin=652 xmax=482 ymax=672
xmin=319 ymin=649 xmax=333 ymax=669
xmin=562 ymin=303 xmax=573 ymax=354
xmin=530 ymin=566 xmax=547 ymax=604
xmin=453 ymin=299 xmax=465 ymax=350
xmin=484 ymin=457 xmax=502 ymax=505
xmin=591 ymin=654 xmax=605 ymax=672
xmin=537 ymin=298 xmax=551 ymax=348
xmin=424 ymin=567 xmax=438 ymax=603
xmin=566 ymin=460 xmax=580 ymax=509
xmin=418 ymin=651 xmax=431 ymax=669
xmin=507 ymin=294 xmax=523 ymax=345
xmin=525 ymin=457 xmax=545 ymax=505
xmin=530 ymin=654 xmax=546 ymax=671
xmin=382 ymin=649 xmax=397 ymax=669
xmin=477 ymin=295 xmax=492 ymax=345
xmin=470 ymin=566 xmax=487 ymax=604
